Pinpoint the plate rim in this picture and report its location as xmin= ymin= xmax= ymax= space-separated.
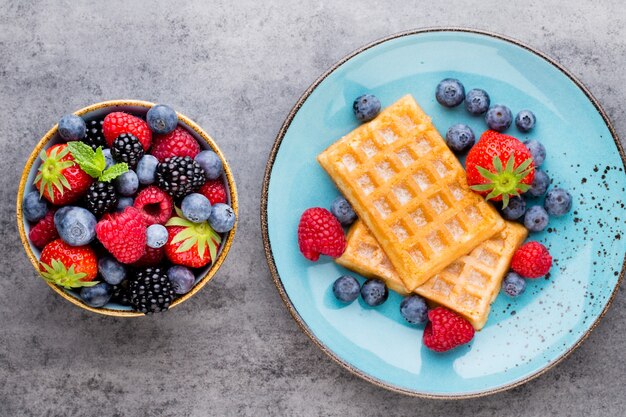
xmin=260 ymin=27 xmax=626 ymax=399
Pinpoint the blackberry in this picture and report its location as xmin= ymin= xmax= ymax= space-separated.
xmin=155 ymin=156 xmax=205 ymax=198
xmin=82 ymin=119 xmax=106 ymax=150
xmin=129 ymin=267 xmax=174 ymax=314
xmin=111 ymin=133 xmax=144 ymax=169
xmin=82 ymin=181 xmax=118 ymax=217
xmin=111 ymin=279 xmax=131 ymax=306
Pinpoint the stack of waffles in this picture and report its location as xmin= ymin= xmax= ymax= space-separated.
xmin=317 ymin=95 xmax=527 ymax=329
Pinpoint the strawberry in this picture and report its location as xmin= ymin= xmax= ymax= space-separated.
xmin=96 ymin=206 xmax=147 ymax=264
xmin=423 ymin=307 xmax=475 ymax=352
xmin=510 ymin=241 xmax=552 ymax=278
xmin=164 ymin=208 xmax=221 ymax=268
xmin=198 ymin=179 xmax=227 ymax=205
xmin=29 ymin=210 xmax=59 ymax=249
xmin=103 ymin=112 xmax=152 ymax=151
xmin=133 ymin=186 xmax=174 ymax=225
xmin=39 ymin=239 xmax=98 ymax=288
xmin=34 ymin=144 xmax=93 ymax=204
xmin=132 ymin=246 xmax=164 ymax=267
xmin=297 ymin=208 xmax=346 ymax=261
xmin=151 ymin=126 xmax=201 ymax=162
xmin=465 ymin=130 xmax=535 ymax=208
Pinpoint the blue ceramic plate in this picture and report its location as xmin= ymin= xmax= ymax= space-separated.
xmin=261 ymin=29 xmax=626 ymax=398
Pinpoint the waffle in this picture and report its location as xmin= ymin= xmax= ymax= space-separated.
xmin=337 ymin=220 xmax=527 ymax=329
xmin=318 ymin=95 xmax=505 ymax=291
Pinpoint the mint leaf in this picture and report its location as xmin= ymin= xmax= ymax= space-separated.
xmin=99 ymin=163 xmax=128 ymax=182
xmin=93 ymin=147 xmax=107 ymax=173
xmin=67 ymin=141 xmax=102 ymax=178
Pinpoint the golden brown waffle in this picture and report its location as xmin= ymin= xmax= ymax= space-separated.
xmin=337 ymin=220 xmax=527 ymax=329
xmin=318 ymin=95 xmax=505 ymax=291
xmin=337 ymin=219 xmax=411 ymax=296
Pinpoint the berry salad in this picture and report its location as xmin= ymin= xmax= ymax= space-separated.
xmin=297 ymin=80 xmax=573 ymax=353
xmin=21 ymin=104 xmax=236 ymax=314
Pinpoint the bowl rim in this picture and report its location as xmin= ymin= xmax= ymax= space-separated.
xmin=16 ymin=99 xmax=238 ymax=317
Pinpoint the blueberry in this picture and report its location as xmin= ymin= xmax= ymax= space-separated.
xmin=400 ymin=295 xmax=428 ymax=324
xmin=501 ymin=272 xmax=526 ymax=297
xmin=332 ymin=275 xmax=360 ymax=303
xmin=102 ymin=148 xmax=114 ymax=169
xmin=147 ymin=104 xmax=178 ymax=135
xmin=523 ymin=140 xmax=546 ymax=167
xmin=353 ymin=94 xmax=381 ymax=122
xmin=98 ymin=256 xmax=126 ymax=285
xmin=330 ymin=196 xmax=357 ymax=226
xmin=54 ymin=206 xmax=97 ymax=246
xmin=116 ymin=197 xmax=134 ymax=212
xmin=182 ymin=193 xmax=212 ymax=223
xmin=58 ymin=114 xmax=86 ymax=141
xmin=464 ymin=88 xmax=490 ymax=115
xmin=435 ymin=78 xmax=465 ymax=107
xmin=167 ymin=266 xmax=195 ymax=294
xmin=445 ymin=124 xmax=475 ymax=153
xmin=23 ymin=191 xmax=48 ymax=222
xmin=515 ymin=110 xmax=536 ymax=132
xmin=136 ymin=155 xmax=159 ymax=185
xmin=114 ymin=170 xmax=139 ymax=196
xmin=360 ymin=278 xmax=388 ymax=306
xmin=544 ymin=188 xmax=572 ymax=216
xmin=524 ymin=205 xmax=549 ymax=232
xmin=195 ymin=150 xmax=223 ymax=180
xmin=208 ymin=203 xmax=235 ymax=233
xmin=146 ymin=224 xmax=168 ymax=248
xmin=501 ymin=196 xmax=526 ymax=220
xmin=485 ymin=105 xmax=512 ymax=132
xmin=528 ymin=169 xmax=550 ymax=197
xmin=80 ymin=282 xmax=112 ymax=307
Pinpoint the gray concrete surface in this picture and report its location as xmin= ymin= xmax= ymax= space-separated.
xmin=1 ymin=1 xmax=625 ymax=416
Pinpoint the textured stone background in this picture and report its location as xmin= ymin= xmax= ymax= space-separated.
xmin=1 ymin=1 xmax=625 ymax=416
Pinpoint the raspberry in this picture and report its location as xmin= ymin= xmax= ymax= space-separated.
xmin=95 ymin=207 xmax=147 ymax=264
xmin=132 ymin=246 xmax=164 ymax=267
xmin=29 ymin=210 xmax=59 ymax=249
xmin=133 ymin=186 xmax=173 ymax=225
xmin=198 ymin=179 xmax=227 ymax=205
xmin=511 ymin=241 xmax=552 ymax=278
xmin=151 ymin=127 xmax=201 ymax=162
xmin=423 ymin=307 xmax=475 ymax=352
xmin=297 ymin=207 xmax=346 ymax=261
xmin=103 ymin=112 xmax=152 ymax=151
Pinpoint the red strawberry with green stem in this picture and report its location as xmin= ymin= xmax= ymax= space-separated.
xmin=465 ymin=130 xmax=535 ymax=208
xmin=164 ymin=208 xmax=221 ymax=268
xmin=34 ymin=144 xmax=93 ymax=204
xmin=39 ymin=239 xmax=98 ymax=288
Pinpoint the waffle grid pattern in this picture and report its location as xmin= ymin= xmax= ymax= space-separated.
xmin=337 ymin=220 xmax=527 ymax=329
xmin=319 ymin=95 xmax=505 ymax=291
